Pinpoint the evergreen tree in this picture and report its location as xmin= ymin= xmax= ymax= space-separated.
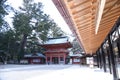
xmin=12 ymin=0 xmax=65 ymax=59
xmin=0 ymin=0 xmax=7 ymax=27
xmin=48 ymin=23 xmax=66 ymax=38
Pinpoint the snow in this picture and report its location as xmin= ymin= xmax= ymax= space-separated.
xmin=69 ymin=53 xmax=83 ymax=57
xmin=0 ymin=64 xmax=113 ymax=80
xmin=24 ymin=53 xmax=45 ymax=58
xmin=44 ymin=37 xmax=68 ymax=44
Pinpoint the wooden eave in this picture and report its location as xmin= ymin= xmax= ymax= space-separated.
xmin=52 ymin=0 xmax=120 ymax=54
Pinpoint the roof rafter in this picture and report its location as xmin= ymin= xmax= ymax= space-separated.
xmin=95 ymin=0 xmax=106 ymax=34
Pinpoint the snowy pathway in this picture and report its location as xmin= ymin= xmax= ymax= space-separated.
xmin=0 ymin=64 xmax=113 ymax=80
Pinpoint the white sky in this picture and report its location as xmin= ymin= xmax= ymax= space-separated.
xmin=6 ymin=0 xmax=72 ymax=35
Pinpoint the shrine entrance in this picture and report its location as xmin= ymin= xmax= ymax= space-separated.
xmin=40 ymin=37 xmax=72 ymax=64
xmin=52 ymin=57 xmax=59 ymax=64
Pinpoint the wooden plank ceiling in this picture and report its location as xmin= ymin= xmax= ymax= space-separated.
xmin=52 ymin=0 xmax=120 ymax=54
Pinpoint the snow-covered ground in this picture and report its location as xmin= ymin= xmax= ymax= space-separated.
xmin=0 ymin=64 xmax=113 ymax=80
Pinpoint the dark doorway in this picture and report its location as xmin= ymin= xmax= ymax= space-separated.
xmin=52 ymin=57 xmax=59 ymax=64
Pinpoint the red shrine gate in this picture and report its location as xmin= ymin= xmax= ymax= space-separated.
xmin=41 ymin=37 xmax=72 ymax=64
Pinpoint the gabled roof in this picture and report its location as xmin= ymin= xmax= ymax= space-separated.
xmin=44 ymin=37 xmax=69 ymax=44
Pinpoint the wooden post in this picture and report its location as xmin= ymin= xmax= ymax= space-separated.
xmin=99 ymin=49 xmax=102 ymax=69
xmin=50 ymin=56 xmax=52 ymax=64
xmin=96 ymin=51 xmax=100 ymax=68
xmin=46 ymin=57 xmax=48 ymax=64
xmin=107 ymin=48 xmax=112 ymax=74
xmin=108 ymin=35 xmax=119 ymax=80
xmin=101 ymin=47 xmax=107 ymax=72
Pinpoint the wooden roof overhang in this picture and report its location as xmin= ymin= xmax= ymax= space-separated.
xmin=52 ymin=0 xmax=120 ymax=54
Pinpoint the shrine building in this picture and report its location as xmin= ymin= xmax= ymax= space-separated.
xmin=40 ymin=37 xmax=72 ymax=64
xmin=23 ymin=53 xmax=46 ymax=64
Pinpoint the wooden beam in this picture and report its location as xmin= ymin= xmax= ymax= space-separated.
xmin=95 ymin=0 xmax=106 ymax=34
xmin=69 ymin=0 xmax=89 ymax=9
xmin=72 ymin=1 xmax=92 ymax=15
xmin=103 ymin=7 xmax=120 ymax=18
xmin=75 ymin=17 xmax=91 ymax=23
xmin=103 ymin=0 xmax=120 ymax=17
xmin=73 ymin=8 xmax=91 ymax=18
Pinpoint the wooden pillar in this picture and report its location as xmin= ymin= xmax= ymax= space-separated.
xmin=96 ymin=51 xmax=100 ymax=68
xmin=108 ymin=35 xmax=119 ymax=80
xmin=58 ymin=56 xmax=60 ymax=64
xmin=50 ymin=56 xmax=52 ymax=64
xmin=99 ymin=50 xmax=102 ymax=69
xmin=98 ymin=51 xmax=101 ymax=68
xmin=46 ymin=57 xmax=48 ymax=64
xmin=101 ymin=47 xmax=107 ymax=72
xmin=64 ymin=54 xmax=65 ymax=64
xmin=107 ymin=48 xmax=112 ymax=74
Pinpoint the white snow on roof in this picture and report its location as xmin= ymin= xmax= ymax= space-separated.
xmin=24 ymin=53 xmax=45 ymax=58
xmin=24 ymin=54 xmax=31 ymax=57
xmin=44 ymin=37 xmax=68 ymax=44
xmin=69 ymin=53 xmax=82 ymax=57
xmin=69 ymin=52 xmax=82 ymax=57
